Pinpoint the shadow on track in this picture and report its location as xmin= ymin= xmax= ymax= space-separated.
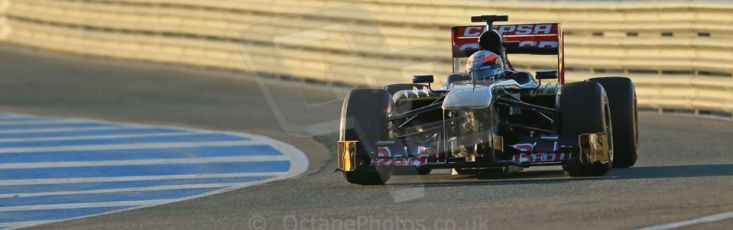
xmin=387 ymin=170 xmax=589 ymax=187
xmin=608 ymin=164 xmax=733 ymax=179
xmin=386 ymin=164 xmax=733 ymax=187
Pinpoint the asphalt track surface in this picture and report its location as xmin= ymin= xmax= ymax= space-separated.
xmin=1 ymin=44 xmax=733 ymax=230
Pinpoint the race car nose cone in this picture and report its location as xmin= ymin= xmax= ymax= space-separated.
xmin=442 ymin=85 xmax=493 ymax=110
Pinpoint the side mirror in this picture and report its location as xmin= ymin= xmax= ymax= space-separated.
xmin=535 ymin=70 xmax=558 ymax=80
xmin=412 ymin=74 xmax=434 ymax=84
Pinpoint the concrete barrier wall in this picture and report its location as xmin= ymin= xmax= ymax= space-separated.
xmin=2 ymin=0 xmax=732 ymax=116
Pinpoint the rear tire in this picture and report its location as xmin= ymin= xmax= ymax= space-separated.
xmin=340 ymin=89 xmax=392 ymax=185
xmin=590 ymin=77 xmax=639 ymax=168
xmin=560 ymin=81 xmax=613 ymax=177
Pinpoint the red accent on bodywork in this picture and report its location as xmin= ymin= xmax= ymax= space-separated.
xmin=377 ymin=147 xmax=391 ymax=158
xmin=483 ymin=53 xmax=498 ymax=63
xmin=559 ymin=28 xmax=565 ymax=84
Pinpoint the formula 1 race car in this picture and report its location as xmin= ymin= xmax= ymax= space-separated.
xmin=337 ymin=15 xmax=639 ymax=185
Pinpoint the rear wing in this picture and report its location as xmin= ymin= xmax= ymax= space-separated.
xmin=451 ymin=23 xmax=561 ymax=57
xmin=451 ymin=23 xmax=565 ymax=82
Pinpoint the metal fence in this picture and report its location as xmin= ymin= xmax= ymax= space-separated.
xmin=1 ymin=0 xmax=731 ymax=116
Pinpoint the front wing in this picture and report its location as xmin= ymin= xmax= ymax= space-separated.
xmin=338 ymin=133 xmax=610 ymax=171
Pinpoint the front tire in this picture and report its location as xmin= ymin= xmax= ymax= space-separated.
xmin=560 ymin=81 xmax=613 ymax=177
xmin=339 ymin=89 xmax=392 ymax=185
xmin=590 ymin=77 xmax=639 ymax=168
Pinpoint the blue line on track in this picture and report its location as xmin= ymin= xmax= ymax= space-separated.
xmin=0 ymin=133 xmax=250 ymax=148
xmin=0 ymin=176 xmax=271 ymax=195
xmin=0 ymin=127 xmax=184 ymax=139
xmin=0 ymin=145 xmax=280 ymax=163
xmin=0 ymin=122 xmax=118 ymax=130
xmin=0 ymin=161 xmax=290 ymax=180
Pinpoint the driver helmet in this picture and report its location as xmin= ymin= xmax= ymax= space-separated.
xmin=466 ymin=50 xmax=504 ymax=81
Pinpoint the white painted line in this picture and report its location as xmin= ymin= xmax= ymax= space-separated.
xmin=0 ymin=182 xmax=255 ymax=198
xmin=0 ymin=132 xmax=214 ymax=142
xmin=0 ymin=119 xmax=86 ymax=126
xmin=0 ymin=199 xmax=177 ymax=212
xmin=0 ymin=140 xmax=264 ymax=154
xmin=0 ymin=155 xmax=290 ymax=169
xmin=260 ymin=135 xmax=309 ymax=178
xmin=0 ymin=172 xmax=287 ymax=186
xmin=638 ymin=210 xmax=733 ymax=230
xmin=0 ymin=112 xmax=258 ymax=139
xmin=0 ymin=126 xmax=133 ymax=134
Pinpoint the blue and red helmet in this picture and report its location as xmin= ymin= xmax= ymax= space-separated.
xmin=466 ymin=50 xmax=504 ymax=81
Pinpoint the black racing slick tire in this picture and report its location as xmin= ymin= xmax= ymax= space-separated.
xmin=560 ymin=81 xmax=613 ymax=177
xmin=339 ymin=89 xmax=392 ymax=185
xmin=590 ymin=77 xmax=639 ymax=168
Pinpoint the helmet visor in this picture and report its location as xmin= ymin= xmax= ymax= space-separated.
xmin=469 ymin=67 xmax=503 ymax=81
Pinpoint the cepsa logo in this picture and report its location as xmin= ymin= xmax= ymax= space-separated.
xmin=462 ymin=26 xmax=485 ymax=37
xmin=461 ymin=24 xmax=556 ymax=37
xmin=453 ymin=23 xmax=560 ymax=56
xmin=495 ymin=24 xmax=555 ymax=36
